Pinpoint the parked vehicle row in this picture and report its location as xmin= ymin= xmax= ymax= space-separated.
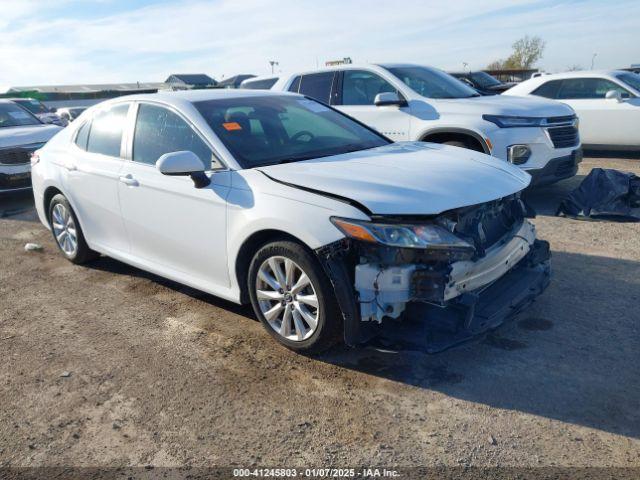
xmin=504 ymin=70 xmax=640 ymax=149
xmin=6 ymin=98 xmax=67 ymax=126
xmin=272 ymin=64 xmax=582 ymax=186
xmin=449 ymin=71 xmax=514 ymax=95
xmin=31 ymin=90 xmax=550 ymax=353
xmin=0 ymin=100 xmax=61 ymax=195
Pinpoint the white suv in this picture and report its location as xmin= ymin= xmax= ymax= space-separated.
xmin=273 ymin=64 xmax=582 ymax=186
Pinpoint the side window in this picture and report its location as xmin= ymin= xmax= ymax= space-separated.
xmin=74 ymin=121 xmax=90 ymax=150
xmin=133 ymin=103 xmax=216 ymax=169
xmin=298 ymin=72 xmax=335 ymax=103
xmin=556 ymin=78 xmax=630 ymax=99
xmin=86 ymin=103 xmax=129 ymax=157
xmin=342 ymin=70 xmax=396 ymax=105
xmin=288 ymin=76 xmax=301 ymax=93
xmin=532 ymin=80 xmax=563 ymax=99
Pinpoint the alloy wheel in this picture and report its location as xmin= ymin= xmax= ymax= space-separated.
xmin=51 ymin=203 xmax=78 ymax=256
xmin=255 ymin=256 xmax=320 ymax=342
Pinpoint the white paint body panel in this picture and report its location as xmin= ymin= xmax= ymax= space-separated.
xmin=504 ymin=70 xmax=640 ymax=147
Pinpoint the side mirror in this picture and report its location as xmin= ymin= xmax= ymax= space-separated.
xmin=156 ymin=151 xmax=211 ymax=188
xmin=605 ymin=90 xmax=623 ymax=102
xmin=374 ymin=92 xmax=407 ymax=107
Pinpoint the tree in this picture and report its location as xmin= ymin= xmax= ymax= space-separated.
xmin=487 ymin=35 xmax=546 ymax=70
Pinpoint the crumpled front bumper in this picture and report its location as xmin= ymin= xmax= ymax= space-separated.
xmin=317 ymin=236 xmax=551 ymax=354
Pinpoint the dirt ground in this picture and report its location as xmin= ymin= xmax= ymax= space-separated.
xmin=1 ymin=155 xmax=639 ymax=473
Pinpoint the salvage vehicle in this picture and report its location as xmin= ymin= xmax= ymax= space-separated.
xmin=8 ymin=98 xmax=67 ymax=126
xmin=240 ymin=75 xmax=280 ymax=90
xmin=504 ymin=70 xmax=640 ymax=150
xmin=0 ymin=100 xmax=62 ymax=195
xmin=57 ymin=106 xmax=87 ymax=123
xmin=31 ymin=90 xmax=551 ymax=353
xmin=272 ymin=64 xmax=582 ymax=186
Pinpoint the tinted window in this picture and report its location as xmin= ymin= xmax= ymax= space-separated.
xmin=75 ymin=122 xmax=90 ymax=150
xmin=532 ymin=80 xmax=563 ymax=99
xmin=341 ymin=70 xmax=396 ymax=105
xmin=288 ymin=76 xmax=301 ymax=93
xmin=86 ymin=103 xmax=129 ymax=157
xmin=133 ymin=103 xmax=215 ymax=168
xmin=298 ymin=72 xmax=335 ymax=103
xmin=616 ymin=72 xmax=640 ymax=93
xmin=556 ymin=78 xmax=630 ymax=99
xmin=194 ymin=95 xmax=388 ymax=169
xmin=385 ymin=66 xmax=479 ymax=99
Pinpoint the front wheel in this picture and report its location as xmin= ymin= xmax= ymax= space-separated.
xmin=248 ymin=241 xmax=342 ymax=353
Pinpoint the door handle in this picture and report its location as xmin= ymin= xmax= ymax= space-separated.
xmin=119 ymin=175 xmax=139 ymax=187
xmin=63 ymin=163 xmax=77 ymax=171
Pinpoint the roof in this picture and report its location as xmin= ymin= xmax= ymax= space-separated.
xmin=165 ymin=74 xmax=217 ymax=85
xmin=527 ymin=70 xmax=628 ymax=81
xmin=2 ymin=82 xmax=166 ymax=94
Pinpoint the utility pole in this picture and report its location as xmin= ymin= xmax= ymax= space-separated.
xmin=591 ymin=53 xmax=597 ymax=70
xmin=462 ymin=62 xmax=469 ymax=72
xmin=269 ymin=60 xmax=279 ymax=74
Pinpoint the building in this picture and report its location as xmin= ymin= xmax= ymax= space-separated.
xmin=0 ymin=82 xmax=167 ymax=108
xmin=164 ymin=74 xmax=217 ymax=90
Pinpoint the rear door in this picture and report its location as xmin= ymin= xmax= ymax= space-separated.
xmin=117 ymin=101 xmax=231 ymax=287
xmin=64 ymin=103 xmax=130 ymax=253
xmin=539 ymin=78 xmax=637 ymax=146
xmin=335 ymin=69 xmax=411 ymax=140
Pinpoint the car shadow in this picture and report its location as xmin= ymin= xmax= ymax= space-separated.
xmin=584 ymin=149 xmax=640 ymax=160
xmin=522 ymin=176 xmax=584 ymax=216
xmin=0 ymin=190 xmax=37 ymax=221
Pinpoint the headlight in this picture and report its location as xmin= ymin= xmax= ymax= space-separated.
xmin=330 ymin=217 xmax=474 ymax=251
xmin=483 ymin=114 xmax=544 ymax=128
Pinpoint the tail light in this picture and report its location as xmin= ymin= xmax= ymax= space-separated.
xmin=30 ymin=151 xmax=41 ymax=166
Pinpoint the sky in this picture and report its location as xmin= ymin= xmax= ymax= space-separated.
xmin=0 ymin=0 xmax=638 ymax=88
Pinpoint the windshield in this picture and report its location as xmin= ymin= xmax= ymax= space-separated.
xmin=0 ymin=103 xmax=41 ymax=127
xmin=14 ymin=99 xmax=50 ymax=114
xmin=470 ymin=72 xmax=502 ymax=88
xmin=194 ymin=95 xmax=389 ymax=168
xmin=385 ymin=66 xmax=480 ymax=99
xmin=615 ymin=72 xmax=640 ymax=94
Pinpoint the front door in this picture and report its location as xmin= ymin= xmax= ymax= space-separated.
xmin=336 ymin=69 xmax=412 ymax=140
xmin=117 ymin=102 xmax=231 ymax=288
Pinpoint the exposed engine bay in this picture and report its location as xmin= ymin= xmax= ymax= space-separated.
xmin=316 ymin=194 xmax=551 ymax=353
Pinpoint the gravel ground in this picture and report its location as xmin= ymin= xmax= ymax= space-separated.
xmin=0 ymin=156 xmax=639 ymax=473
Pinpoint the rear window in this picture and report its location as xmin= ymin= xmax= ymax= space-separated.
xmin=532 ymin=80 xmax=563 ymax=99
xmin=297 ymin=72 xmax=336 ymax=103
xmin=86 ymin=103 xmax=129 ymax=157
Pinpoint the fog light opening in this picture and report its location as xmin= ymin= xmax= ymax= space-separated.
xmin=507 ymin=144 xmax=531 ymax=165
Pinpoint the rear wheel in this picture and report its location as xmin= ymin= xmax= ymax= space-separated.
xmin=248 ymin=241 xmax=342 ymax=353
xmin=48 ymin=194 xmax=99 ymax=264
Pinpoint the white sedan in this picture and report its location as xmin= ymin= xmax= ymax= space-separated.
xmin=504 ymin=70 xmax=640 ymax=150
xmin=31 ymin=90 xmax=551 ymax=353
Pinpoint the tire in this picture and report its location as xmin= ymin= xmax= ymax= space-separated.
xmin=247 ymin=240 xmax=342 ymax=353
xmin=48 ymin=194 xmax=99 ymax=264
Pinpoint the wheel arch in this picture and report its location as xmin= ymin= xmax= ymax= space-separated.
xmin=234 ymin=229 xmax=313 ymax=304
xmin=42 ymin=186 xmax=65 ymax=228
xmin=419 ymin=128 xmax=491 ymax=154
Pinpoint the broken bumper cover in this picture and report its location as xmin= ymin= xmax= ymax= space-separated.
xmin=317 ymin=236 xmax=551 ymax=354
xmin=371 ymin=241 xmax=551 ymax=353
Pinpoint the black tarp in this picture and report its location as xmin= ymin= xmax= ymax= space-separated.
xmin=557 ymin=168 xmax=640 ymax=221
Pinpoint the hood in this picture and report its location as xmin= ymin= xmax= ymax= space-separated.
xmin=0 ymin=124 xmax=62 ymax=148
xmin=437 ymin=94 xmax=575 ymax=117
xmin=258 ymin=142 xmax=530 ymax=216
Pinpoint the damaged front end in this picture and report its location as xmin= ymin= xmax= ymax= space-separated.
xmin=316 ymin=194 xmax=551 ymax=353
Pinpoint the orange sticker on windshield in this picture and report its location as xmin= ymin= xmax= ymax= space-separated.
xmin=222 ymin=122 xmax=242 ymax=131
